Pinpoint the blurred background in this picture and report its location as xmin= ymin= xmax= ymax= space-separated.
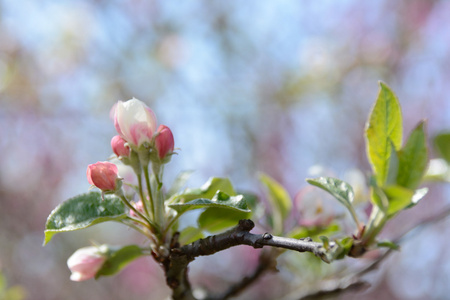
xmin=1 ymin=0 xmax=450 ymax=299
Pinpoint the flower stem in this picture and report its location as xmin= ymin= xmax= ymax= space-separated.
xmin=143 ymin=165 xmax=159 ymax=226
xmin=118 ymin=193 xmax=158 ymax=233
xmin=163 ymin=213 xmax=180 ymax=237
xmin=122 ymin=218 xmax=154 ymax=239
xmin=137 ymin=173 xmax=152 ymax=220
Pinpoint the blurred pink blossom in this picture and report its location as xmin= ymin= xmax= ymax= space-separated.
xmin=130 ymin=200 xmax=144 ymax=218
xmin=67 ymin=246 xmax=107 ymax=281
xmin=294 ymin=186 xmax=335 ymax=227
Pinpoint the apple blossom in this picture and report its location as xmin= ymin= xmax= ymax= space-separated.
xmin=114 ymin=98 xmax=157 ymax=148
xmin=111 ymin=135 xmax=131 ymax=157
xmin=67 ymin=246 xmax=107 ymax=281
xmin=86 ymin=161 xmax=120 ymax=192
xmin=154 ymin=125 xmax=174 ymax=160
xmin=294 ymin=186 xmax=335 ymax=227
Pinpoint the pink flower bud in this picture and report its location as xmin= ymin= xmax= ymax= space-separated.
xmin=155 ymin=125 xmax=174 ymax=160
xmin=114 ymin=98 xmax=157 ymax=148
xmin=86 ymin=161 xmax=120 ymax=192
xmin=67 ymin=246 xmax=107 ymax=281
xmin=111 ymin=135 xmax=130 ymax=157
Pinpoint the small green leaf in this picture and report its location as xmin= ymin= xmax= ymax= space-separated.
xmin=434 ymin=132 xmax=450 ymax=164
xmin=237 ymin=192 xmax=258 ymax=211
xmin=288 ymin=223 xmax=340 ymax=241
xmin=95 ymin=245 xmax=144 ymax=278
xmin=169 ymin=191 xmax=250 ymax=215
xmin=306 ymin=177 xmax=354 ymax=208
xmin=168 ymin=177 xmax=236 ymax=204
xmin=44 ymin=192 xmax=126 ymax=245
xmin=259 ymin=173 xmax=292 ymax=233
xmin=306 ymin=177 xmax=360 ymax=228
xmin=326 ymin=237 xmax=353 ymax=261
xmin=397 ymin=121 xmax=428 ymax=189
xmin=383 ymin=185 xmax=414 ymax=218
xmin=198 ymin=207 xmax=251 ymax=233
xmin=377 ymin=240 xmax=400 ymax=250
xmin=365 ymin=82 xmax=403 ymax=186
xmin=179 ymin=226 xmax=205 ymax=245
xmin=319 ymin=236 xmax=330 ymax=249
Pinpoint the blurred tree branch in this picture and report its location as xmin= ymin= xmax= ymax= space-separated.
xmin=164 ymin=219 xmax=327 ymax=300
xmin=295 ymin=205 xmax=450 ymax=300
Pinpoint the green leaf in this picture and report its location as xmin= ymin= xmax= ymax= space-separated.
xmin=169 ymin=191 xmax=250 ymax=215
xmin=365 ymin=82 xmax=403 ymax=186
xmin=386 ymin=139 xmax=400 ymax=186
xmin=288 ymin=223 xmax=340 ymax=241
xmin=259 ymin=173 xmax=292 ymax=233
xmin=397 ymin=121 xmax=428 ymax=189
xmin=382 ymin=185 xmax=429 ymax=217
xmin=306 ymin=177 xmax=354 ymax=209
xmin=383 ymin=185 xmax=414 ymax=218
xmin=179 ymin=226 xmax=205 ymax=245
xmin=168 ymin=177 xmax=236 ymax=204
xmin=44 ymin=192 xmax=126 ymax=245
xmin=434 ymin=132 xmax=450 ymax=164
xmin=237 ymin=191 xmax=258 ymax=211
xmin=198 ymin=207 xmax=251 ymax=233
xmin=319 ymin=236 xmax=330 ymax=249
xmin=377 ymin=240 xmax=400 ymax=250
xmin=326 ymin=237 xmax=353 ymax=262
xmin=95 ymin=245 xmax=144 ymax=278
xmin=306 ymin=177 xmax=360 ymax=228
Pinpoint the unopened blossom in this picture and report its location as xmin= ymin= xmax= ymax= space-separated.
xmin=67 ymin=246 xmax=107 ymax=281
xmin=154 ymin=125 xmax=174 ymax=160
xmin=86 ymin=161 xmax=120 ymax=192
xmin=111 ymin=135 xmax=131 ymax=157
xmin=114 ymin=98 xmax=157 ymax=148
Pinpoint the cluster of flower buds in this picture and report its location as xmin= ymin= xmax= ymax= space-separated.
xmin=76 ymin=98 xmax=176 ymax=280
xmin=87 ymin=98 xmax=175 ymax=193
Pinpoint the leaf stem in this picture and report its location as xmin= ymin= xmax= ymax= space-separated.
xmin=349 ymin=206 xmax=362 ymax=232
